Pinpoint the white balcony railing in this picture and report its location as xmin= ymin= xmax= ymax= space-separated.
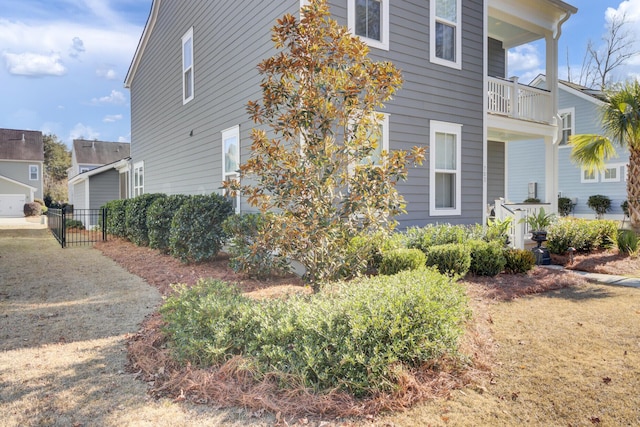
xmin=487 ymin=76 xmax=552 ymax=124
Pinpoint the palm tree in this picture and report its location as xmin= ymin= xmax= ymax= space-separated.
xmin=570 ymin=79 xmax=640 ymax=230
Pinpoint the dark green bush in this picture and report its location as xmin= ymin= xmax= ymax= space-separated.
xmin=587 ymin=194 xmax=611 ymax=218
xmin=147 ymin=194 xmax=189 ymax=253
xmin=617 ymin=229 xmax=638 ymax=255
xmin=23 ymin=202 xmax=41 ymax=217
xmin=547 ymin=218 xmax=618 ymax=254
xmin=222 ymin=213 xmax=290 ymax=279
xmin=558 ymin=197 xmax=575 ymax=217
xmin=160 ymin=269 xmax=469 ymax=396
xmin=65 ymin=218 xmax=85 ymax=230
xmin=467 ymin=240 xmax=506 ymax=276
xmin=622 ymin=200 xmax=629 ymax=217
xmin=379 ymin=248 xmax=426 ymax=275
xmin=406 ymin=224 xmax=468 ymax=253
xmin=103 ymin=199 xmax=129 ymax=238
xmin=504 ymin=248 xmax=536 ymax=274
xmin=425 ymin=243 xmax=471 ymax=277
xmin=523 ymin=197 xmax=540 ymax=203
xmin=125 ymin=193 xmax=166 ymax=246
xmin=169 ymin=193 xmax=234 ymax=263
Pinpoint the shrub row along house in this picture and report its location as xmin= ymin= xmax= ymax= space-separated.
xmin=0 ymin=128 xmax=44 ymax=217
xmin=118 ymin=0 xmax=577 ymax=234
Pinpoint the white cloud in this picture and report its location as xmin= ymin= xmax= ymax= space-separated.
xmin=508 ymin=44 xmax=542 ymax=74
xmin=69 ymin=123 xmax=99 ymax=142
xmin=2 ymin=51 xmax=66 ymax=76
xmin=96 ymin=67 xmax=117 ymax=80
xmin=103 ymin=114 xmax=123 ymax=123
xmin=606 ymin=0 xmax=640 ymax=22
xmin=69 ymin=36 xmax=85 ymax=58
xmin=118 ymin=135 xmax=130 ymax=143
xmin=92 ymin=90 xmax=126 ymax=105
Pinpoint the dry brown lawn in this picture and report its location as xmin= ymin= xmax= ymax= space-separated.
xmin=2 ymin=229 xmax=639 ymax=426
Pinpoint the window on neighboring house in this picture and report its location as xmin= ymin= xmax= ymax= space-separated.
xmin=602 ymin=164 xmax=623 ymax=182
xmin=133 ymin=161 xmax=144 ymax=196
xmin=29 ymin=165 xmax=38 ymax=181
xmin=430 ymin=0 xmax=461 ymax=69
xmin=430 ymin=121 xmax=462 ymax=216
xmin=348 ymin=0 xmax=389 ymax=50
xmin=222 ymin=125 xmax=240 ymax=213
xmin=182 ymin=28 xmax=194 ymax=104
xmin=559 ymin=108 xmax=574 ymax=146
xmin=581 ymin=168 xmax=597 ymax=183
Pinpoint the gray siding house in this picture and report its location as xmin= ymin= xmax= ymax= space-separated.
xmin=68 ymin=140 xmax=131 ymax=226
xmin=125 ymin=0 xmax=576 ymax=229
xmin=0 ymin=129 xmax=44 ymax=217
xmin=508 ymin=78 xmax=628 ymax=219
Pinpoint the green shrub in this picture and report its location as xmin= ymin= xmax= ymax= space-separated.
xmin=467 ymin=218 xmax=511 ymax=245
xmin=547 ymin=218 xmax=618 ymax=254
xmin=222 ymin=213 xmax=290 ymax=279
xmin=622 ymin=200 xmax=629 ymax=217
xmin=125 ymin=193 xmax=166 ymax=246
xmin=169 ymin=193 xmax=234 ymax=263
xmin=504 ymin=248 xmax=536 ymax=274
xmin=467 ymin=240 xmax=506 ymax=276
xmin=425 ymin=243 xmax=471 ymax=277
xmin=147 ymin=194 xmax=189 ymax=253
xmin=558 ymin=197 xmax=575 ymax=217
xmin=161 ymin=269 xmax=469 ymax=396
xmin=379 ymin=248 xmax=426 ymax=275
xmin=65 ymin=218 xmax=84 ymax=230
xmin=587 ymin=194 xmax=611 ymax=218
xmin=406 ymin=224 xmax=468 ymax=253
xmin=617 ymin=229 xmax=638 ymax=255
xmin=103 ymin=199 xmax=129 ymax=238
xmin=523 ymin=197 xmax=540 ymax=203
xmin=23 ymin=202 xmax=41 ymax=217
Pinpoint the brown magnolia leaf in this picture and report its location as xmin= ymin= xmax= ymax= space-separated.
xmin=602 ymin=377 xmax=612 ymax=384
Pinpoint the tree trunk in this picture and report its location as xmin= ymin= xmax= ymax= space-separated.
xmin=627 ymin=147 xmax=640 ymax=231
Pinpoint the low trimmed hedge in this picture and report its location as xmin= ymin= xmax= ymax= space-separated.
xmin=125 ymin=193 xmax=166 ymax=246
xmin=548 ymin=218 xmax=618 ymax=254
xmin=379 ymin=248 xmax=426 ymax=275
xmin=160 ymin=269 xmax=469 ymax=396
xmin=467 ymin=240 xmax=506 ymax=276
xmin=504 ymin=248 xmax=536 ymax=274
xmin=147 ymin=194 xmax=189 ymax=253
xmin=102 ymin=199 xmax=128 ymax=238
xmin=425 ymin=243 xmax=471 ymax=277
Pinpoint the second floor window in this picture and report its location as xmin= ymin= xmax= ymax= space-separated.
xmin=29 ymin=165 xmax=38 ymax=181
xmin=349 ymin=0 xmax=389 ymax=50
xmin=559 ymin=108 xmax=574 ymax=145
xmin=430 ymin=0 xmax=461 ymax=69
xmin=182 ymin=28 xmax=194 ymax=104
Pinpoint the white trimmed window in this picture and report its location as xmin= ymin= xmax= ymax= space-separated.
xmin=133 ymin=161 xmax=144 ymax=196
xmin=348 ymin=0 xmax=389 ymax=51
xmin=222 ymin=125 xmax=240 ymax=213
xmin=581 ymin=168 xmax=597 ymax=183
xmin=602 ymin=163 xmax=623 ymax=183
xmin=29 ymin=165 xmax=39 ymax=181
xmin=430 ymin=0 xmax=461 ymax=69
xmin=430 ymin=121 xmax=462 ymax=216
xmin=559 ymin=108 xmax=574 ymax=146
xmin=360 ymin=113 xmax=389 ymax=166
xmin=182 ymin=28 xmax=194 ymax=104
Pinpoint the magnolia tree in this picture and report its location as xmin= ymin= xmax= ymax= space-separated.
xmin=226 ymin=0 xmax=425 ymax=287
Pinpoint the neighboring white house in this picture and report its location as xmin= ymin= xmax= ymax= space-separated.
xmin=0 ymin=128 xmax=44 ymax=217
xmin=507 ymin=77 xmax=628 ymax=220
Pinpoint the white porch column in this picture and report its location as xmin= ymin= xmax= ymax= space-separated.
xmin=544 ymin=31 xmax=560 ymax=214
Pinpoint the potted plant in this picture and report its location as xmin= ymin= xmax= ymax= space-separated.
xmin=522 ymin=207 xmax=555 ymax=238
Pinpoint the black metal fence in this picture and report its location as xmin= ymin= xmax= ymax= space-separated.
xmin=48 ymin=208 xmax=107 ymax=248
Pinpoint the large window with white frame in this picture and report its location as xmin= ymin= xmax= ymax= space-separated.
xmin=430 ymin=121 xmax=462 ymax=216
xmin=348 ymin=0 xmax=389 ymax=51
xmin=29 ymin=164 xmax=39 ymax=181
xmin=222 ymin=125 xmax=240 ymax=213
xmin=182 ymin=27 xmax=194 ymax=104
xmin=430 ymin=0 xmax=461 ymax=69
xmin=559 ymin=108 xmax=574 ymax=146
xmin=602 ymin=163 xmax=624 ymax=183
xmin=133 ymin=161 xmax=144 ymax=196
xmin=581 ymin=168 xmax=598 ymax=183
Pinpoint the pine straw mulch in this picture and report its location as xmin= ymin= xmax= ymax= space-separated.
xmin=94 ymin=238 xmax=637 ymax=421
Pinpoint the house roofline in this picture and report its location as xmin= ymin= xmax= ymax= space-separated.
xmin=124 ymin=0 xmax=160 ymax=88
xmin=531 ymin=74 xmax=606 ymax=106
xmin=0 ymin=173 xmax=38 ymax=191
xmin=68 ymin=157 xmax=131 ymax=185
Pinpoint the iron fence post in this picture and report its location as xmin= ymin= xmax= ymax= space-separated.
xmin=61 ymin=208 xmax=66 ymax=248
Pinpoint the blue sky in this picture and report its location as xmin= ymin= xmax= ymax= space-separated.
xmin=0 ymin=0 xmax=639 ymax=148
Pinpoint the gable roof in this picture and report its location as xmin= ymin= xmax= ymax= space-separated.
xmin=124 ymin=0 xmax=160 ymax=88
xmin=0 ymin=128 xmax=44 ymax=162
xmin=73 ymin=139 xmax=131 ymax=165
xmin=558 ymin=79 xmax=606 ymax=104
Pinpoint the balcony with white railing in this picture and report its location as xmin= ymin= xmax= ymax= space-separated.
xmin=487 ymin=76 xmax=553 ymax=125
